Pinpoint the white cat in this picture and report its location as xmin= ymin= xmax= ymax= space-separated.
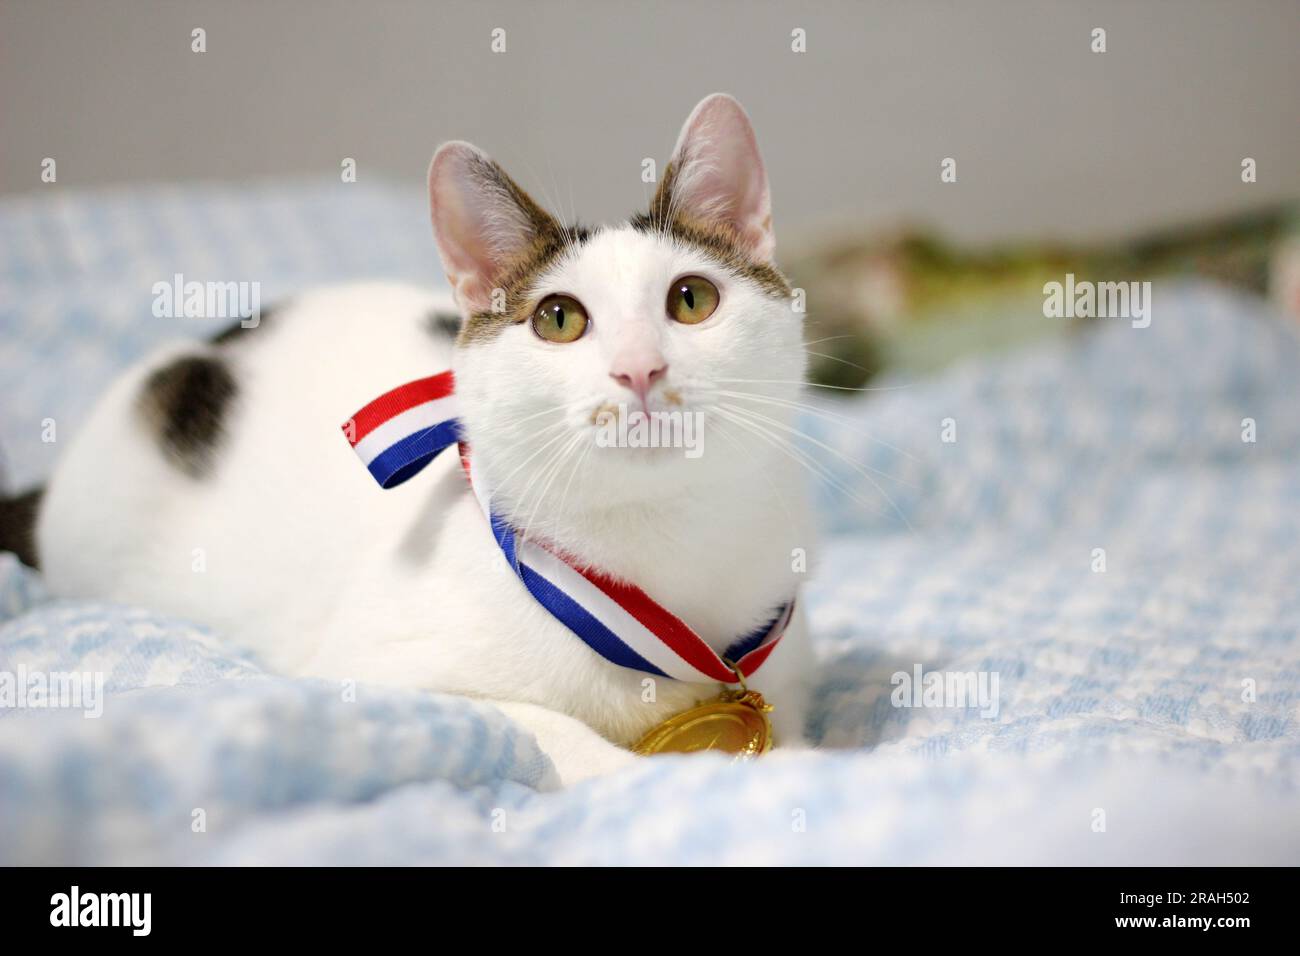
xmin=25 ymin=94 xmax=816 ymax=784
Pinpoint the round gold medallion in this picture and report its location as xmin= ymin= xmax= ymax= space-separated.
xmin=632 ymin=690 xmax=773 ymax=759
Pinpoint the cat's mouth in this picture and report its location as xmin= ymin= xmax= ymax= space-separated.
xmin=589 ymin=400 xmax=691 ymax=427
xmin=586 ymin=400 xmax=706 ymax=461
xmin=588 ymin=388 xmax=686 ymax=425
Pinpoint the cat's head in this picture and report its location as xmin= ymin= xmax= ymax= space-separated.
xmin=428 ymin=94 xmax=804 ymax=522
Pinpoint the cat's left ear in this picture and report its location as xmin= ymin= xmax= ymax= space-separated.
xmin=651 ymin=94 xmax=775 ymax=262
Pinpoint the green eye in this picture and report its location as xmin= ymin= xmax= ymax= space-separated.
xmin=531 ymin=294 xmax=589 ymax=343
xmin=667 ymin=275 xmax=720 ymax=324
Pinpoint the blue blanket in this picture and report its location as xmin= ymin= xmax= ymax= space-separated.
xmin=2 ymin=182 xmax=1298 ymax=864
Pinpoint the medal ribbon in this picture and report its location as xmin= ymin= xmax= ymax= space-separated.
xmin=343 ymin=370 xmax=794 ymax=685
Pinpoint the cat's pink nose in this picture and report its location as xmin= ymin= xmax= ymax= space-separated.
xmin=610 ymin=360 xmax=668 ymax=406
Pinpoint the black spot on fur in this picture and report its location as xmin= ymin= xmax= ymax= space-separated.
xmin=0 ymin=487 xmax=43 ymax=569
xmin=210 ymin=301 xmax=281 ymax=346
xmin=138 ymin=355 xmax=237 ymax=478
xmin=425 ymin=310 xmax=462 ymax=338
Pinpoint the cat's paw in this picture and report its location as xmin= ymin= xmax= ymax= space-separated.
xmin=491 ymin=700 xmax=638 ymax=786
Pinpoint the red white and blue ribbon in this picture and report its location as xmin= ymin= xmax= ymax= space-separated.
xmin=343 ymin=371 xmax=793 ymax=684
xmin=344 ymin=370 xmax=461 ymax=489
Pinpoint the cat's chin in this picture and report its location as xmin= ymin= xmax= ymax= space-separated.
xmin=587 ymin=437 xmax=701 ymax=459
xmin=585 ymin=431 xmax=711 ymax=473
xmin=577 ymin=440 xmax=736 ymax=508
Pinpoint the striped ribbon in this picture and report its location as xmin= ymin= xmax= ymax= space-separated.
xmin=343 ymin=371 xmax=793 ymax=684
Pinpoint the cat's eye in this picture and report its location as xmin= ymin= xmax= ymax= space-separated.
xmin=667 ymin=275 xmax=720 ymax=325
xmin=531 ymin=294 xmax=589 ymax=343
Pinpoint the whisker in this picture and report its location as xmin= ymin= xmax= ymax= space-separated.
xmin=486 ymin=424 xmax=575 ymax=510
xmin=711 ymin=406 xmax=892 ymax=520
xmin=801 ymin=334 xmax=861 ymax=348
xmin=501 ymin=432 xmax=581 ymax=571
xmin=719 ymin=403 xmax=915 ymax=531
xmin=517 ymin=433 xmax=586 ymax=551
xmin=549 ymin=431 xmax=596 ymax=543
xmin=712 ymin=389 xmax=921 ymax=464
xmin=715 ymin=377 xmax=914 ymax=394
xmin=719 ymin=402 xmax=915 ymax=488
xmin=802 ymin=349 xmax=872 ymax=374
xmin=709 ymin=417 xmax=798 ymax=526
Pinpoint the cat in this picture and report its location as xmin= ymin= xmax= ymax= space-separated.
xmin=6 ymin=94 xmax=816 ymax=785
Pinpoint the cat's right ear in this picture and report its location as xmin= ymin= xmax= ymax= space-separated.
xmin=428 ymin=142 xmax=560 ymax=315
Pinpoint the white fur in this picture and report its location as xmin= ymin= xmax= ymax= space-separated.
xmin=36 ymin=96 xmax=816 ymax=784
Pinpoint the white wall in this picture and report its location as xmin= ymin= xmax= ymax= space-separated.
xmin=2 ymin=0 xmax=1297 ymax=243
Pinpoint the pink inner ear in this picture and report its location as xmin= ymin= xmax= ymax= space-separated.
xmin=428 ymin=142 xmax=534 ymax=315
xmin=670 ymin=96 xmax=775 ymax=261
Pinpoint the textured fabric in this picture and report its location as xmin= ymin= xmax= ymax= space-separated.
xmin=0 ymin=179 xmax=435 ymax=489
xmin=1 ymin=183 xmax=1298 ymax=864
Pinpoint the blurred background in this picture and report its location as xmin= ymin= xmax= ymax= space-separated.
xmin=3 ymin=0 xmax=1299 ymax=385
xmin=3 ymin=2 xmax=1300 ymax=868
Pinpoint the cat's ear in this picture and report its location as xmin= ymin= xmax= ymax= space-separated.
xmin=651 ymin=94 xmax=775 ymax=262
xmin=428 ymin=141 xmax=561 ymax=315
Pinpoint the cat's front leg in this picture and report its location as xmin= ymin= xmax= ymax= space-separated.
xmin=491 ymin=700 xmax=638 ymax=786
xmin=749 ymin=601 xmax=816 ymax=749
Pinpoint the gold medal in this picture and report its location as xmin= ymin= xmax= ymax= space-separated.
xmin=633 ymin=657 xmax=774 ymax=758
xmin=632 ymin=688 xmax=773 ymax=757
